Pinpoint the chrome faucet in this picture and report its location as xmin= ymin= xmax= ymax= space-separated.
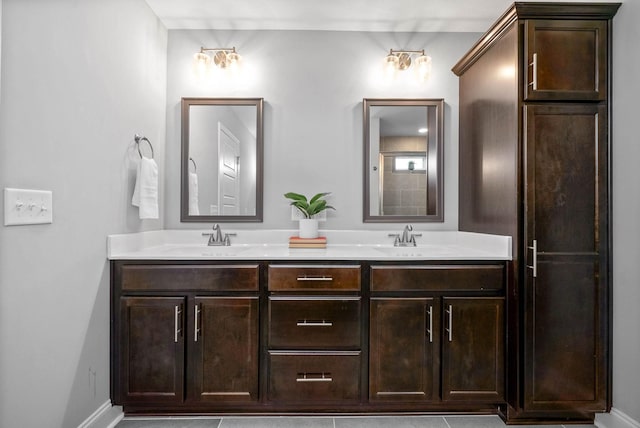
xmin=202 ymin=224 xmax=236 ymax=246
xmin=389 ymin=224 xmax=422 ymax=247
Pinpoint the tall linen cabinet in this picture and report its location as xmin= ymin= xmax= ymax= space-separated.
xmin=452 ymin=2 xmax=620 ymax=423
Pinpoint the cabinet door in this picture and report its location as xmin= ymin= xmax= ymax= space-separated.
xmin=524 ymin=104 xmax=608 ymax=411
xmin=191 ymin=297 xmax=259 ymax=402
xmin=442 ymin=297 xmax=504 ymax=402
xmin=525 ymin=19 xmax=607 ymax=101
xmin=119 ymin=297 xmax=185 ymax=404
xmin=369 ymin=298 xmax=439 ymax=402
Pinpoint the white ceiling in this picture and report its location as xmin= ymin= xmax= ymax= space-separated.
xmin=145 ymin=0 xmax=620 ymax=33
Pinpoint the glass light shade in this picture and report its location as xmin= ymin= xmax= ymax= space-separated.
xmin=415 ymin=54 xmax=432 ymax=82
xmin=193 ymin=52 xmax=211 ymax=79
xmin=226 ymin=52 xmax=242 ymax=73
xmin=384 ymin=54 xmax=399 ymax=79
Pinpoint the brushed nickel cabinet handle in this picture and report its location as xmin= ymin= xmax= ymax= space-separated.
xmin=296 ymin=320 xmax=333 ymax=327
xmin=529 ymin=53 xmax=538 ymax=90
xmin=296 ymin=275 xmax=333 ymax=282
xmin=194 ymin=304 xmax=200 ymax=342
xmin=426 ymin=306 xmax=433 ymax=343
xmin=174 ymin=305 xmax=182 ymax=343
xmin=296 ymin=372 xmax=333 ymax=382
xmin=527 ymin=239 xmax=538 ymax=278
xmin=445 ymin=304 xmax=453 ymax=342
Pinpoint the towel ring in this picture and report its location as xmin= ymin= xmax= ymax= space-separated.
xmin=134 ymin=134 xmax=154 ymax=159
xmin=189 ymin=157 xmax=197 ymax=173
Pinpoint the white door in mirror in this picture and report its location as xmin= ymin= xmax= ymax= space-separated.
xmin=4 ymin=188 xmax=53 ymax=225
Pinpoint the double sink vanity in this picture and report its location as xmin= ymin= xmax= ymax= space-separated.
xmin=109 ymin=229 xmax=511 ymax=415
xmin=110 ymin=1 xmax=619 ymax=424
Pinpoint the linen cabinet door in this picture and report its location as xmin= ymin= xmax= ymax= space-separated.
xmin=191 ymin=297 xmax=259 ymax=403
xmin=524 ymin=104 xmax=608 ymax=412
xmin=441 ymin=297 xmax=504 ymax=402
xmin=524 ymin=19 xmax=607 ymax=101
xmin=369 ymin=298 xmax=440 ymax=402
xmin=118 ymin=297 xmax=185 ymax=404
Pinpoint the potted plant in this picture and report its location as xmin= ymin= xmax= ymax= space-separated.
xmin=284 ymin=192 xmax=335 ymax=238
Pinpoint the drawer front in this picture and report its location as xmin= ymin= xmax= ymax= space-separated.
xmin=120 ymin=264 xmax=259 ymax=292
xmin=269 ymin=297 xmax=361 ymax=349
xmin=268 ymin=352 xmax=361 ymax=402
xmin=268 ymin=265 xmax=361 ymax=291
xmin=371 ymin=265 xmax=504 ymax=292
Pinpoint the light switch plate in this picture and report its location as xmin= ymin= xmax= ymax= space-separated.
xmin=4 ymin=188 xmax=53 ymax=225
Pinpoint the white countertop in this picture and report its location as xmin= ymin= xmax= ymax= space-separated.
xmin=107 ymin=229 xmax=512 ymax=261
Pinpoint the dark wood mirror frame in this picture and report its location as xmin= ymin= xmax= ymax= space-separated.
xmin=363 ymin=98 xmax=444 ymax=223
xmin=181 ymin=97 xmax=264 ymax=222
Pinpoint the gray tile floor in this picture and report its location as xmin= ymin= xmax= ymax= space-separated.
xmin=115 ymin=415 xmax=596 ymax=428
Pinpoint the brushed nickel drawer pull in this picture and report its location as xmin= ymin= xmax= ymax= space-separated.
xmin=297 ymin=275 xmax=334 ymax=282
xmin=296 ymin=320 xmax=333 ymax=327
xmin=296 ymin=372 xmax=333 ymax=382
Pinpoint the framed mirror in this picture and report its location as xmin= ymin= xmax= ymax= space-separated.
xmin=181 ymin=98 xmax=264 ymax=222
xmin=363 ymin=98 xmax=444 ymax=222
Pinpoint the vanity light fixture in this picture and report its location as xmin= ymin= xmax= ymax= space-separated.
xmin=193 ymin=47 xmax=242 ymax=78
xmin=384 ymin=49 xmax=432 ymax=82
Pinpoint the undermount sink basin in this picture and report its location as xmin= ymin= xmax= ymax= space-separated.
xmin=155 ymin=244 xmax=251 ymax=257
xmin=373 ymin=245 xmax=457 ymax=258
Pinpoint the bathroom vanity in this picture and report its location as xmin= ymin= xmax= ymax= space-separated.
xmin=109 ymin=231 xmax=511 ymax=416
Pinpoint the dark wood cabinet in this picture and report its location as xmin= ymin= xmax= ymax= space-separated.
xmin=118 ymin=297 xmax=185 ymax=404
xmin=524 ymin=19 xmax=607 ymax=101
xmin=524 ymin=104 xmax=607 ymax=412
xmin=453 ymin=2 xmax=618 ymax=422
xmin=442 ymin=298 xmax=504 ymax=402
xmin=368 ymin=265 xmax=505 ymax=406
xmin=112 ymin=263 xmax=260 ymax=409
xmin=191 ymin=297 xmax=259 ymax=403
xmin=369 ymin=298 xmax=439 ymax=402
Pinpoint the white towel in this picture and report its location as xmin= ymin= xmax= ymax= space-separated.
xmin=132 ymin=157 xmax=159 ymax=219
xmin=188 ymin=172 xmax=200 ymax=215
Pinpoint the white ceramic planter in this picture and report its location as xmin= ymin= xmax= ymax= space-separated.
xmin=298 ymin=218 xmax=319 ymax=238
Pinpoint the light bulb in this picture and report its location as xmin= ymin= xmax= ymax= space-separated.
xmin=384 ymin=54 xmax=399 ymax=80
xmin=415 ymin=54 xmax=432 ymax=82
xmin=193 ymin=52 xmax=210 ymax=79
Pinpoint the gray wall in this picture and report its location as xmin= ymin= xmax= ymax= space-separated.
xmin=612 ymin=1 xmax=640 ymax=422
xmin=0 ymin=1 xmax=167 ymax=427
xmin=165 ymin=30 xmax=481 ymax=230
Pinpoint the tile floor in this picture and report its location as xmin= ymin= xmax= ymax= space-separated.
xmin=116 ymin=415 xmax=597 ymax=428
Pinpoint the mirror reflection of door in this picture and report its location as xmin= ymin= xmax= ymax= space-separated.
xmin=218 ymin=123 xmax=240 ymax=215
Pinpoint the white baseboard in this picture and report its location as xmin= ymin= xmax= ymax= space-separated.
xmin=596 ymin=408 xmax=640 ymax=428
xmin=77 ymin=401 xmax=124 ymax=428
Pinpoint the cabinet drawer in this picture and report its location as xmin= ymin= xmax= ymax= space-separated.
xmin=268 ymin=351 xmax=361 ymax=402
xmin=371 ymin=265 xmax=504 ymax=292
xmin=268 ymin=265 xmax=361 ymax=291
xmin=119 ymin=264 xmax=259 ymax=292
xmin=269 ymin=297 xmax=361 ymax=349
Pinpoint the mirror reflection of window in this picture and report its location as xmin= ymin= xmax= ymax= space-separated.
xmin=363 ymin=99 xmax=443 ymax=222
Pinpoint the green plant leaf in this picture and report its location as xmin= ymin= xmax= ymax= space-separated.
xmin=309 ymin=192 xmax=331 ymax=205
xmin=284 ymin=191 xmax=335 ymax=219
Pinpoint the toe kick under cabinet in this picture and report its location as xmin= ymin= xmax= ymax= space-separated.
xmin=111 ymin=260 xmax=507 ymax=415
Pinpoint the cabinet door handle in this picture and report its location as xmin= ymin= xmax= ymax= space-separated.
xmin=527 ymin=239 xmax=538 ymax=278
xmin=297 ymin=275 xmax=333 ymax=282
xmin=174 ymin=305 xmax=182 ymax=343
xmin=296 ymin=320 xmax=333 ymax=327
xmin=445 ymin=304 xmax=453 ymax=342
xmin=194 ymin=304 xmax=201 ymax=342
xmin=426 ymin=306 xmax=433 ymax=343
xmin=529 ymin=53 xmax=538 ymax=90
xmin=296 ymin=372 xmax=333 ymax=382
